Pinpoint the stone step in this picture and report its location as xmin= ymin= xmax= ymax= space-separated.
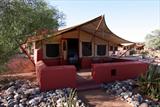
xmin=77 ymin=82 xmax=101 ymax=91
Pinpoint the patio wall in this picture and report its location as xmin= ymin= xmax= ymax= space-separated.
xmin=80 ymin=57 xmax=132 ymax=69
xmin=36 ymin=60 xmax=76 ymax=91
xmin=92 ymin=61 xmax=149 ymax=83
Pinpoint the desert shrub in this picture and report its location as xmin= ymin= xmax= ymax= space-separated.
xmin=65 ymin=89 xmax=77 ymax=107
xmin=137 ymin=64 xmax=160 ymax=99
xmin=0 ymin=65 xmax=8 ymax=73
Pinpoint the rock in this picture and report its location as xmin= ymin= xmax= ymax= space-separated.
xmin=6 ymin=95 xmax=14 ymax=101
xmin=56 ymin=98 xmax=62 ymax=104
xmin=126 ymin=98 xmax=132 ymax=103
xmin=55 ymin=89 xmax=64 ymax=95
xmin=139 ymin=103 xmax=149 ymax=107
xmin=19 ymin=103 xmax=24 ymax=107
xmin=116 ymin=89 xmax=123 ymax=95
xmin=14 ymin=93 xmax=21 ymax=100
xmin=34 ymin=96 xmax=42 ymax=103
xmin=7 ymin=99 xmax=16 ymax=107
xmin=124 ymin=94 xmax=129 ymax=99
xmin=57 ymin=103 xmax=63 ymax=107
xmin=5 ymin=86 xmax=15 ymax=95
xmin=24 ymin=88 xmax=38 ymax=95
xmin=9 ymin=82 xmax=14 ymax=87
xmin=19 ymin=98 xmax=27 ymax=105
xmin=0 ymin=80 xmax=85 ymax=107
xmin=29 ymin=99 xmax=38 ymax=106
xmin=133 ymin=94 xmax=143 ymax=103
xmin=13 ymin=104 xmax=19 ymax=107
xmin=122 ymin=86 xmax=126 ymax=91
xmin=132 ymin=101 xmax=140 ymax=106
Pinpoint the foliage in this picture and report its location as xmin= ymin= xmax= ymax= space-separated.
xmin=137 ymin=64 xmax=160 ymax=100
xmin=64 ymin=89 xmax=77 ymax=107
xmin=0 ymin=0 xmax=64 ymax=66
xmin=140 ymin=51 xmax=149 ymax=55
xmin=140 ymin=50 xmax=149 ymax=59
xmin=145 ymin=29 xmax=160 ymax=50
xmin=51 ymin=89 xmax=78 ymax=107
xmin=0 ymin=65 xmax=8 ymax=73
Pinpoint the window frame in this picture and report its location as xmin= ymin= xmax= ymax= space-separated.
xmin=82 ymin=42 xmax=92 ymax=57
xmin=110 ymin=46 xmax=113 ymax=51
xmin=44 ymin=43 xmax=60 ymax=59
xmin=96 ymin=44 xmax=106 ymax=56
xmin=114 ymin=46 xmax=118 ymax=51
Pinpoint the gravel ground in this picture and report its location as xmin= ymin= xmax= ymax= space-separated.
xmin=0 ymin=80 xmax=86 ymax=107
xmin=101 ymin=79 xmax=160 ymax=107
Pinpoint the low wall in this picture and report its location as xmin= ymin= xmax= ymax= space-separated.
xmin=80 ymin=57 xmax=132 ymax=69
xmin=36 ymin=61 xmax=76 ymax=91
xmin=92 ymin=61 xmax=149 ymax=83
xmin=80 ymin=57 xmax=92 ymax=69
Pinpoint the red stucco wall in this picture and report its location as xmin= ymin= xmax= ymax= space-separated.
xmin=80 ymin=57 xmax=132 ymax=69
xmin=80 ymin=57 xmax=92 ymax=69
xmin=92 ymin=61 xmax=149 ymax=83
xmin=36 ymin=61 xmax=77 ymax=91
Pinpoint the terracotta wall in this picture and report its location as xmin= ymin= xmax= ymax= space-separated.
xmin=36 ymin=61 xmax=76 ymax=91
xmin=80 ymin=57 xmax=132 ymax=69
xmin=92 ymin=61 xmax=149 ymax=83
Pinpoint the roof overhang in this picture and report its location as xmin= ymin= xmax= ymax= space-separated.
xmin=26 ymin=15 xmax=134 ymax=44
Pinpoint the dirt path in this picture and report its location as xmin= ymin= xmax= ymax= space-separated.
xmin=78 ymin=89 xmax=131 ymax=107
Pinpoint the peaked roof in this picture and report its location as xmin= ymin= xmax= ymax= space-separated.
xmin=26 ymin=15 xmax=133 ymax=44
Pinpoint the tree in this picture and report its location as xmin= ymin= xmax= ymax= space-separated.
xmin=0 ymin=0 xmax=64 ymax=65
xmin=145 ymin=29 xmax=160 ymax=50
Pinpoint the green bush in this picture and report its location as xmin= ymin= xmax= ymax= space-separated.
xmin=137 ymin=64 xmax=160 ymax=99
xmin=0 ymin=64 xmax=8 ymax=73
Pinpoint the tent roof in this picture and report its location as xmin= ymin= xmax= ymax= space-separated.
xmin=26 ymin=15 xmax=133 ymax=44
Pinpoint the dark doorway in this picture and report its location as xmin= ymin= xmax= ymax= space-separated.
xmin=67 ymin=39 xmax=79 ymax=68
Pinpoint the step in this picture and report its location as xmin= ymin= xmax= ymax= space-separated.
xmin=77 ymin=84 xmax=101 ymax=91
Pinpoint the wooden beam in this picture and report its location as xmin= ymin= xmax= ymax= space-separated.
xmin=77 ymin=28 xmax=81 ymax=58
xmin=93 ymin=16 xmax=104 ymax=56
xmin=81 ymin=26 xmax=112 ymax=34
xmin=95 ymin=16 xmax=104 ymax=31
xmin=80 ymin=28 xmax=109 ymax=43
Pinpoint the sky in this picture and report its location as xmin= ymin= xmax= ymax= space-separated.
xmin=46 ymin=0 xmax=160 ymax=42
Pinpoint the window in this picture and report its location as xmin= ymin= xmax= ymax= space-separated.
xmin=46 ymin=44 xmax=59 ymax=57
xmin=82 ymin=42 xmax=92 ymax=56
xmin=97 ymin=45 xmax=106 ymax=56
xmin=110 ymin=46 xmax=113 ymax=51
xmin=114 ymin=46 xmax=118 ymax=51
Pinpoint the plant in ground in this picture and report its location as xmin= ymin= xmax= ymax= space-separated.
xmin=137 ymin=64 xmax=160 ymax=100
xmin=65 ymin=89 xmax=77 ymax=107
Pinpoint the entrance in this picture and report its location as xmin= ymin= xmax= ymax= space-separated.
xmin=67 ymin=39 xmax=79 ymax=68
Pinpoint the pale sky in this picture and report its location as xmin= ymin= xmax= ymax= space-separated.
xmin=46 ymin=0 xmax=160 ymax=42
